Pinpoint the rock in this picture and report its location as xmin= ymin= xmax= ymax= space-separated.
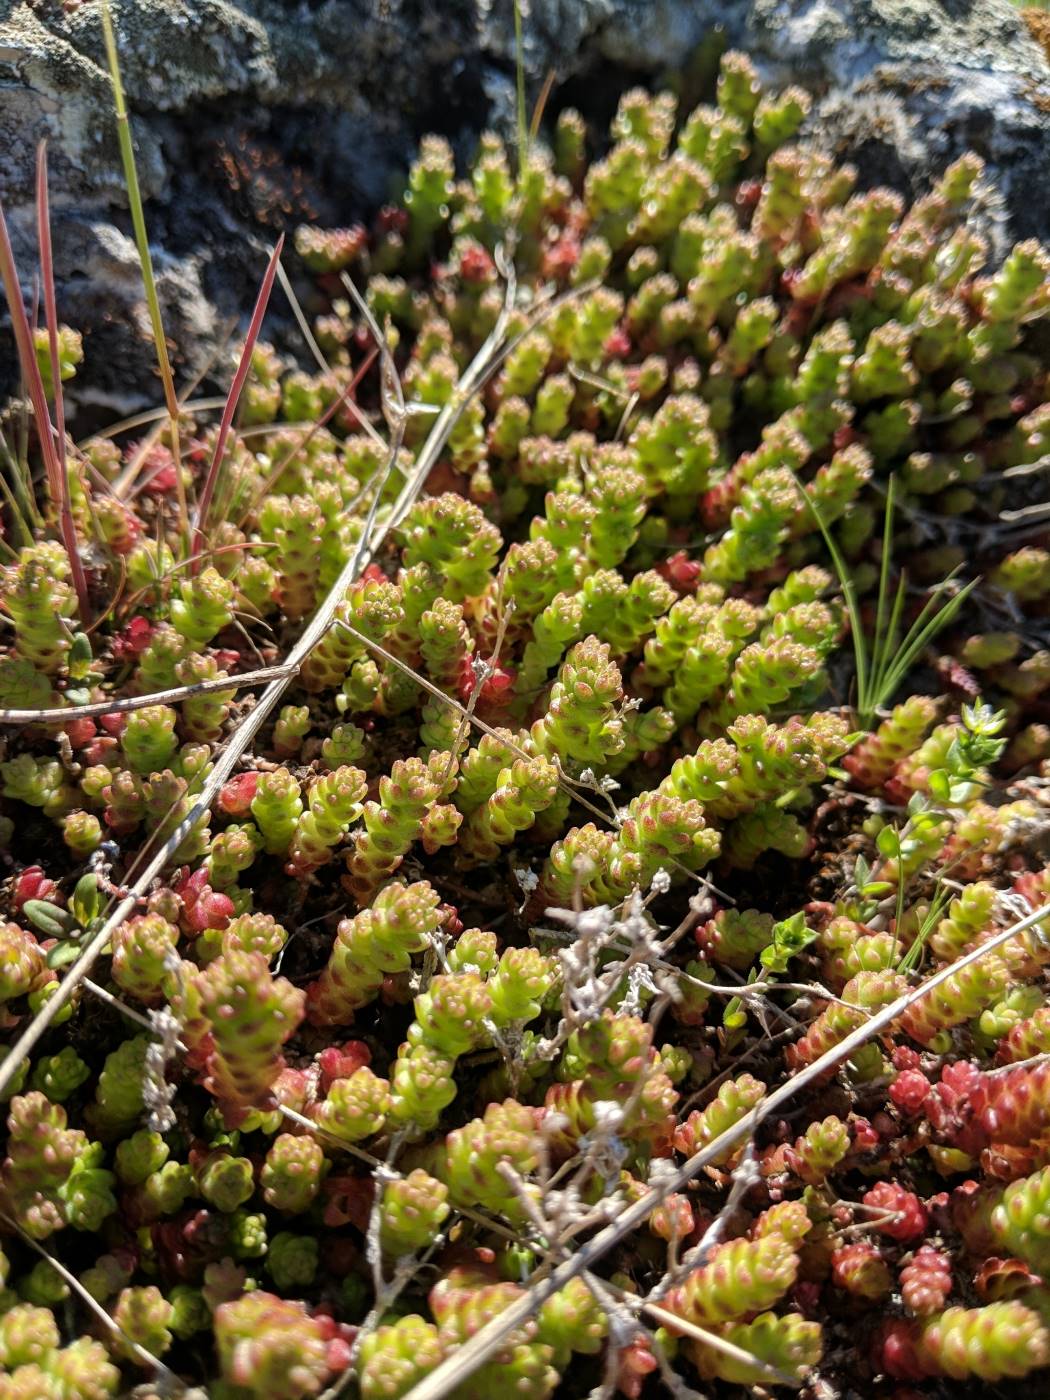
xmin=0 ymin=0 xmax=1047 ymax=415
xmin=487 ymin=0 xmax=1050 ymax=256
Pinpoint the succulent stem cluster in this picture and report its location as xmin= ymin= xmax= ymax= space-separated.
xmin=0 ymin=38 xmax=1048 ymax=1400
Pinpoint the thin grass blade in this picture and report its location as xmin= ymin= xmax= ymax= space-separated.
xmin=0 ymin=191 xmax=90 ymax=619
xmin=866 ymin=570 xmax=909 ymax=722
xmin=100 ymin=0 xmax=189 ymax=546
xmin=190 ymin=235 xmax=284 ymax=568
xmin=877 ymin=576 xmax=978 ymax=707
xmin=529 ymin=69 xmax=556 ymax=144
xmin=798 ymin=481 xmax=869 ymax=713
xmin=0 ymin=425 xmax=42 ymax=545
xmin=275 ymin=255 xmax=332 ymax=379
xmin=886 ymin=571 xmax=909 ymax=656
xmin=513 ymin=0 xmax=528 ymax=177
xmin=36 ymin=141 xmax=90 ymax=620
xmin=0 ymin=476 xmax=29 ymax=559
xmin=898 ymin=879 xmax=952 ymax=974
xmin=869 ymin=475 xmax=897 ymax=688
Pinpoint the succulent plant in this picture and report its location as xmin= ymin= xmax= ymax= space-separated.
xmin=0 ymin=36 xmax=1048 ymax=1400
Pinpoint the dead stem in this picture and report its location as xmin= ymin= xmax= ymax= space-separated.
xmin=0 ymin=661 xmax=298 ymax=725
xmin=0 ymin=1210 xmax=185 ymax=1387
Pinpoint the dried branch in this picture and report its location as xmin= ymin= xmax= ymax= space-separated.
xmin=275 ymin=255 xmax=340 ymax=384
xmin=648 ymin=1144 xmax=760 ymax=1303
xmin=0 ymin=660 xmax=297 ymax=725
xmin=0 ymin=1209 xmax=185 ymax=1387
xmin=612 ymin=1285 xmax=793 ymax=1390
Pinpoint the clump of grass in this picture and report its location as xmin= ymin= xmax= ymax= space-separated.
xmin=804 ymin=475 xmax=977 ymax=726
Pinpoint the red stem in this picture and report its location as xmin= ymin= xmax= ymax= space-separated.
xmin=35 ymin=142 xmax=91 ymax=622
xmin=191 ymin=235 xmax=284 ymax=572
xmin=236 ymin=343 xmax=379 ymax=528
xmin=0 ymin=184 xmax=91 ymax=624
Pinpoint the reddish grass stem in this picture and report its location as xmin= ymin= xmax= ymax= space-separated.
xmin=0 ymin=185 xmax=89 ymax=621
xmin=190 ymin=235 xmax=284 ymax=571
xmin=236 ymin=344 xmax=379 ymax=528
xmin=35 ymin=142 xmax=90 ymax=622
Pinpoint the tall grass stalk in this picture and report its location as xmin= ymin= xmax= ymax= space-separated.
xmin=100 ymin=0 xmax=189 ymax=549
xmin=35 ymin=142 xmax=90 ymax=620
xmin=513 ymin=0 xmax=528 ymax=178
xmin=190 ymin=236 xmax=284 ymax=569
xmin=0 ymin=188 xmax=89 ymax=615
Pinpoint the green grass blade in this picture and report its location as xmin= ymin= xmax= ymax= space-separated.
xmin=898 ymin=879 xmax=953 ymax=974
xmin=100 ymin=0 xmax=189 ymax=548
xmin=870 ymin=476 xmax=897 ymax=693
xmin=877 ymin=577 xmax=978 ymax=707
xmin=513 ymin=0 xmax=528 ymax=178
xmin=100 ymin=2 xmax=173 ymax=419
xmin=0 ymin=425 xmax=41 ymax=546
xmin=797 ymin=479 xmax=869 ymax=716
xmin=894 ymin=837 xmax=906 ymax=949
xmin=0 ymin=466 xmax=32 ymax=556
xmin=868 ymin=571 xmax=909 ymax=714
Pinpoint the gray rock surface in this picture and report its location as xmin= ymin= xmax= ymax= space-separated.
xmin=0 ymin=0 xmax=1047 ymax=415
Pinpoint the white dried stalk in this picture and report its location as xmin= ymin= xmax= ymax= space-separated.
xmin=0 ymin=661 xmax=297 ymax=725
xmin=0 ymin=1210 xmax=183 ymax=1386
xmin=333 ymin=620 xmax=615 ymax=829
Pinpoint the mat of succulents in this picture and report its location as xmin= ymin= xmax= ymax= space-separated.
xmin=1 ymin=25 xmax=1050 ymax=1400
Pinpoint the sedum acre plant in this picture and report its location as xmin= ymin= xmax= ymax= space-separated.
xmin=0 ymin=28 xmax=1049 ymax=1400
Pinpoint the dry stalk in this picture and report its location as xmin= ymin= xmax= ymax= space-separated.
xmin=275 ymin=256 xmax=342 ymax=384
xmin=442 ymin=595 xmax=515 ymax=786
xmin=648 ymin=1143 xmax=760 ymax=1304
xmin=984 ymin=1049 xmax=1050 ymax=1076
xmin=0 ymin=661 xmax=298 ymax=725
xmin=611 ymin=1284 xmax=791 ymax=1390
xmin=82 ymin=976 xmax=187 ymax=1050
xmin=0 ymin=1209 xmax=183 ymax=1386
xmin=399 ymin=895 xmax=1050 ymax=1400
xmin=495 ymin=1154 xmax=791 ymax=1393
